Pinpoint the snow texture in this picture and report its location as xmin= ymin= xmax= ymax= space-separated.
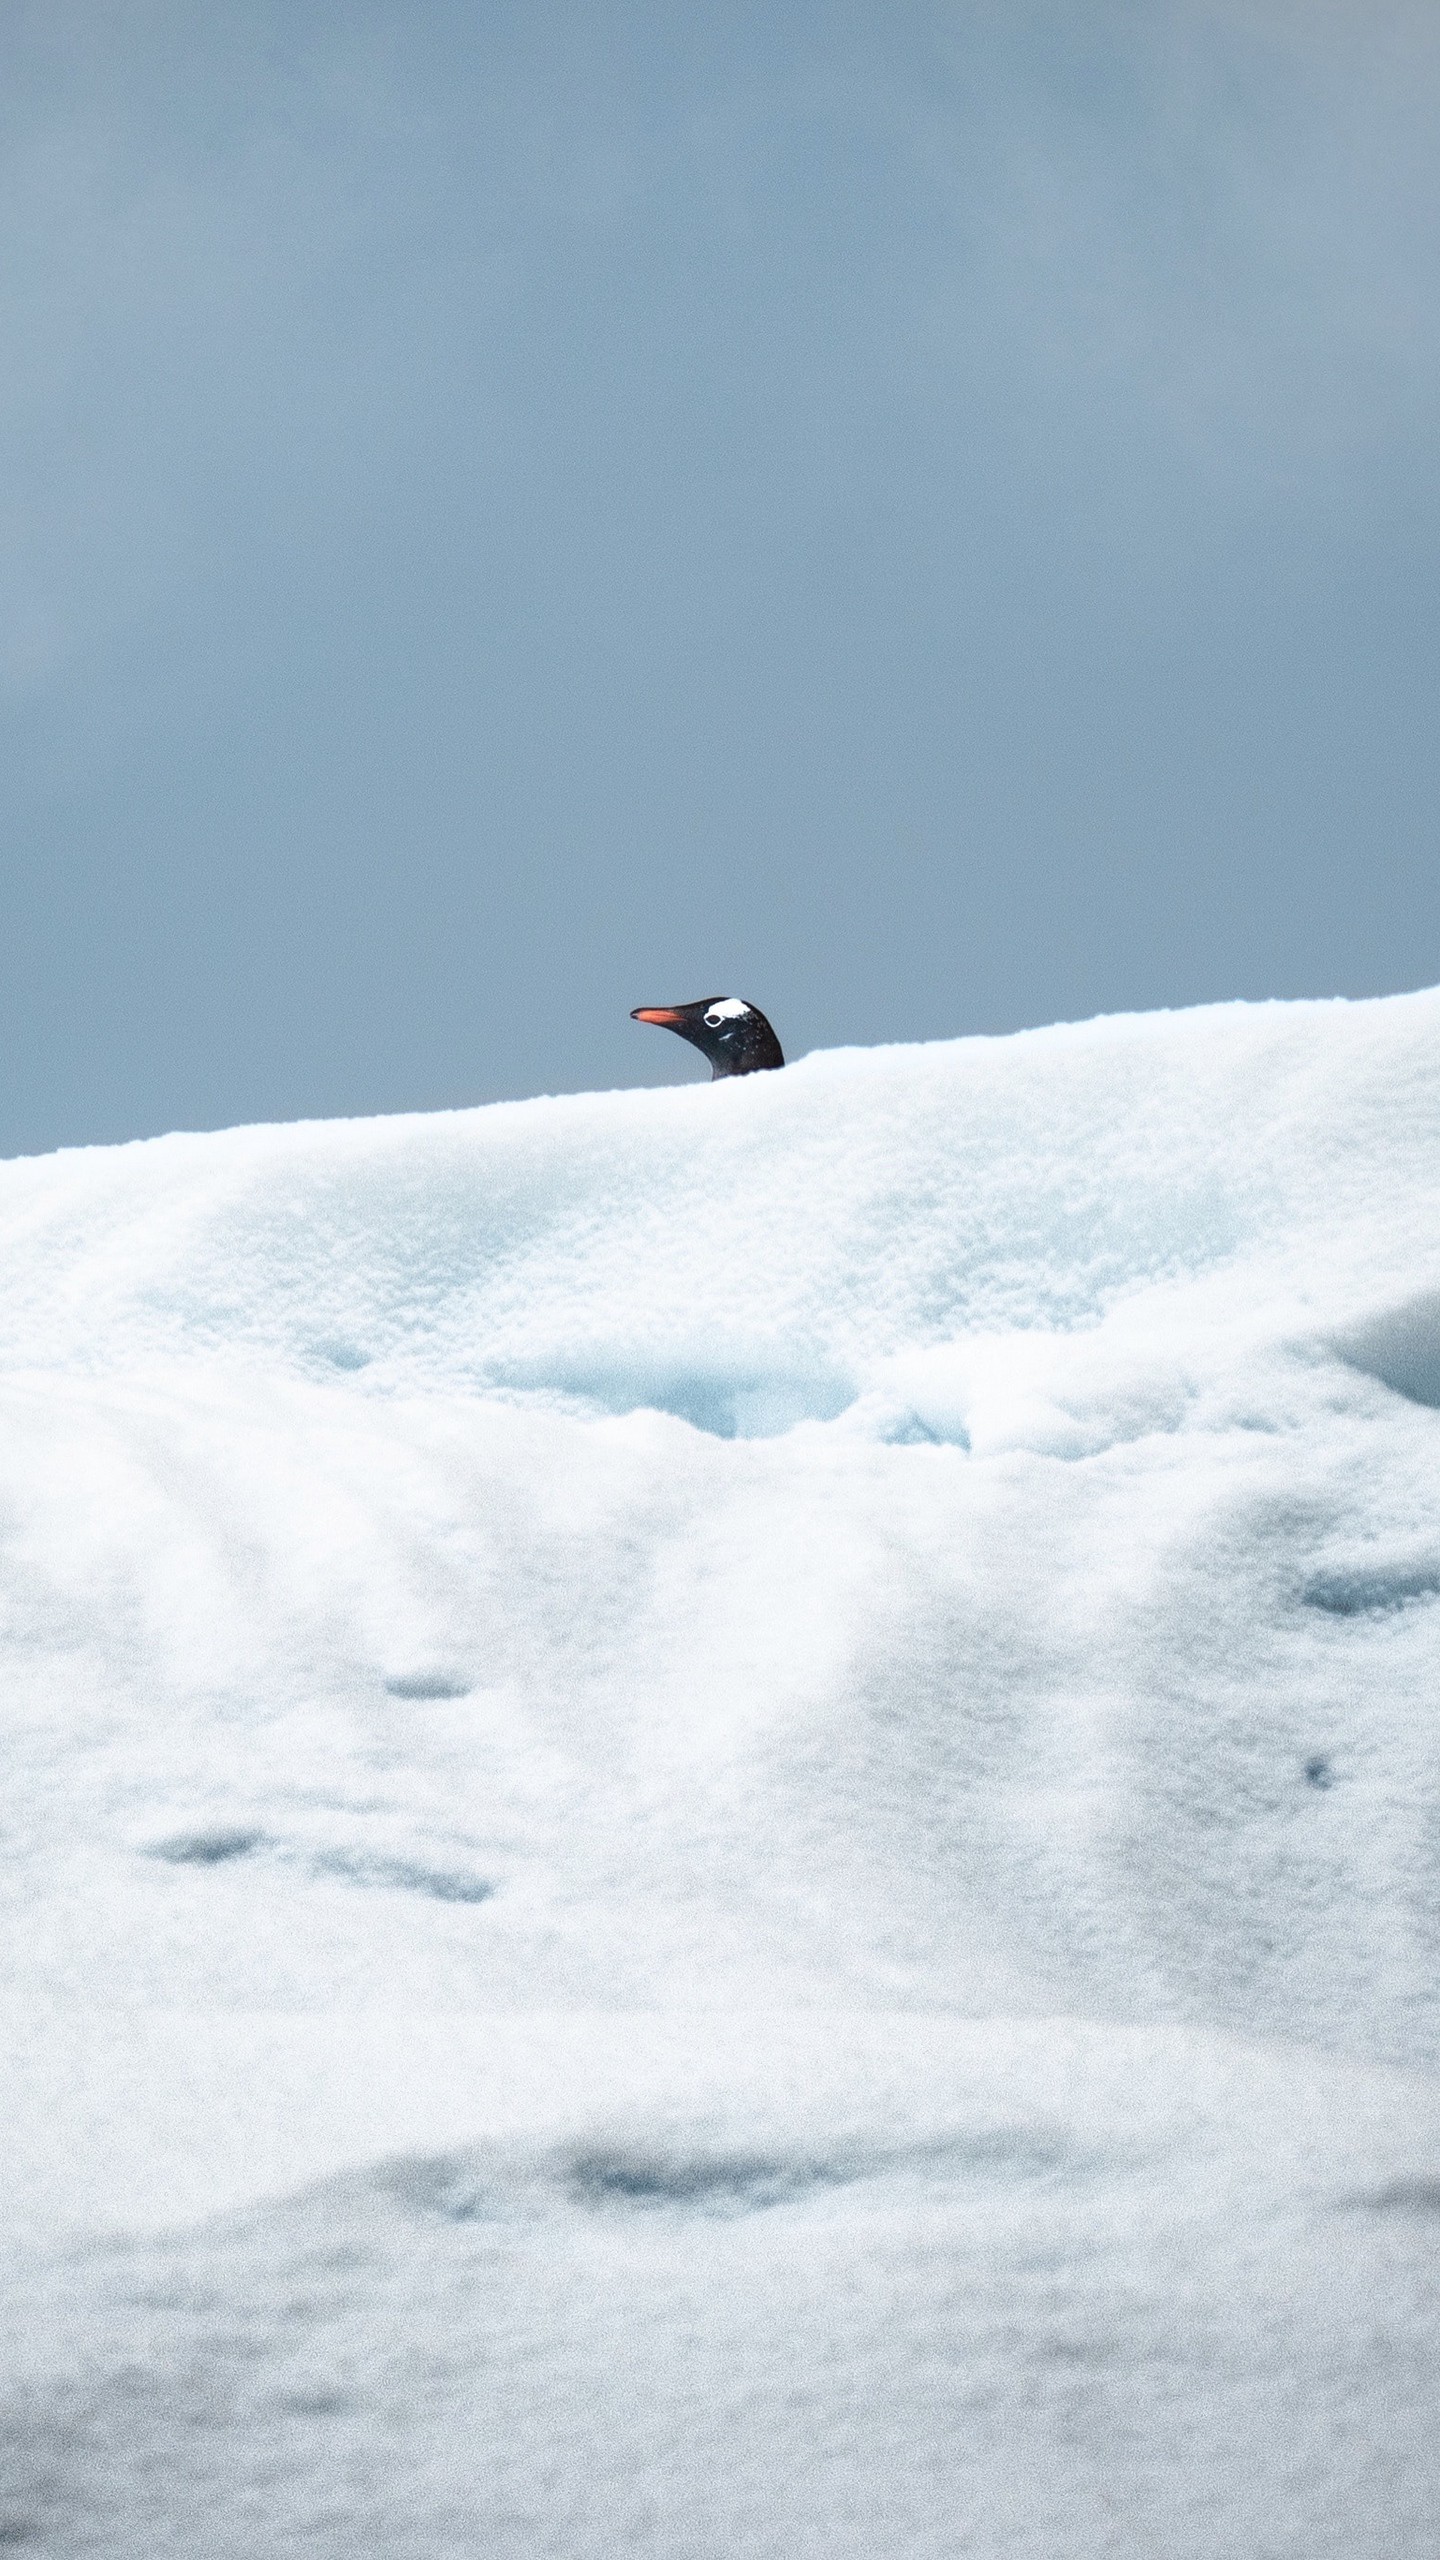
xmin=3 ymin=990 xmax=1440 ymax=2556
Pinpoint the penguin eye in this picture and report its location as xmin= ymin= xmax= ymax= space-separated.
xmin=703 ymin=1008 xmax=725 ymax=1029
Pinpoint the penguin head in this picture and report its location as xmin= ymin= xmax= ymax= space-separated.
xmin=631 ymin=996 xmax=784 ymax=1080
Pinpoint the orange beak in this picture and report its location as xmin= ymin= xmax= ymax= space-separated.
xmin=631 ymin=1007 xmax=686 ymax=1027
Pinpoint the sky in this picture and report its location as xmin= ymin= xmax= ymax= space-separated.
xmin=1 ymin=0 xmax=1438 ymax=1154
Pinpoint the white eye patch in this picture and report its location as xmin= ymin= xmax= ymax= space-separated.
xmin=703 ymin=999 xmax=751 ymax=1028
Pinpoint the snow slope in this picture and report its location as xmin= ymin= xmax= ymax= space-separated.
xmin=4 ymin=991 xmax=1440 ymax=2554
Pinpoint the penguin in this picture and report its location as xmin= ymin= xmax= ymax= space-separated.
xmin=630 ymin=997 xmax=784 ymax=1079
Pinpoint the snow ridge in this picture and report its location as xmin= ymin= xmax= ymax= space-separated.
xmin=3 ymin=991 xmax=1440 ymax=2556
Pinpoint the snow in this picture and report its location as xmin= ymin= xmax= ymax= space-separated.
xmin=3 ymin=989 xmax=1440 ymax=2555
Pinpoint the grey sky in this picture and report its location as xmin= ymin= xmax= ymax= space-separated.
xmin=2 ymin=1 xmax=1438 ymax=1152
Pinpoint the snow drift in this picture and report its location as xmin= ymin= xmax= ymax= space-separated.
xmin=3 ymin=992 xmax=1440 ymax=2555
